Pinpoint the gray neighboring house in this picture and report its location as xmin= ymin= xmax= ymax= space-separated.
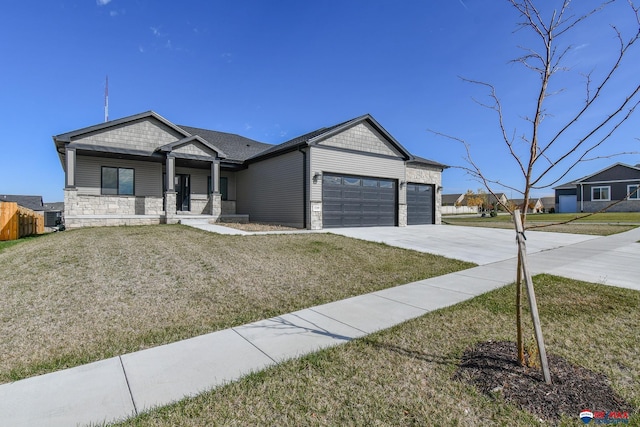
xmin=554 ymin=163 xmax=640 ymax=213
xmin=53 ymin=111 xmax=446 ymax=229
xmin=0 ymin=195 xmax=44 ymax=212
xmin=442 ymin=193 xmax=464 ymax=206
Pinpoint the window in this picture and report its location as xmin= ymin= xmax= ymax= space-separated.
xmin=323 ymin=175 xmax=342 ymax=185
xmin=591 ymin=186 xmax=610 ymax=201
xmin=101 ymin=167 xmax=134 ymax=195
xmin=208 ymin=176 xmax=228 ymax=201
xmin=628 ymin=184 xmax=640 ymax=200
xmin=344 ymin=177 xmax=361 ymax=186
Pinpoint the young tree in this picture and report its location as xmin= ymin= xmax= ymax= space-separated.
xmin=435 ymin=0 xmax=640 ymax=382
xmin=463 ymin=189 xmax=487 ymax=211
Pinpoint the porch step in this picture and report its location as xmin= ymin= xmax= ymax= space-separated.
xmin=217 ymin=214 xmax=249 ymax=224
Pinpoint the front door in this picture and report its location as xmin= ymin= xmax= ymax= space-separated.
xmin=176 ymin=174 xmax=190 ymax=212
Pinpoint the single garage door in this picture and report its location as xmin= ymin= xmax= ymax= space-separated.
xmin=322 ymin=173 xmax=397 ymax=228
xmin=407 ymin=183 xmax=434 ymax=225
xmin=558 ymin=195 xmax=576 ymax=213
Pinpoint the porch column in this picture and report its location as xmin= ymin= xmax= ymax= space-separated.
xmin=211 ymin=160 xmax=220 ymax=194
xmin=65 ymin=147 xmax=76 ymax=188
xmin=166 ymin=155 xmax=176 ymax=192
xmin=210 ymin=160 xmax=221 ymax=218
xmin=164 ymin=155 xmax=177 ymax=223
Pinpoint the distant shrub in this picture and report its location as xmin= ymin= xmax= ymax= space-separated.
xmin=490 ymin=211 xmax=498 ymax=217
xmin=548 ymin=207 xmax=555 ymax=214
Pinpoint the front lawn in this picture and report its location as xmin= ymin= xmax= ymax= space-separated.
xmin=0 ymin=225 xmax=473 ymax=383
xmin=444 ymin=212 xmax=640 ymax=235
xmin=112 ymin=275 xmax=639 ymax=426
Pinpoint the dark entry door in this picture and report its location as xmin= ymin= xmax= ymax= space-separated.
xmin=176 ymin=174 xmax=190 ymax=212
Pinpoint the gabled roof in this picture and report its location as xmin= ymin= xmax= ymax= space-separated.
xmin=54 ymin=111 xmax=188 ymax=144
xmin=553 ymin=163 xmax=640 ymax=189
xmin=178 ymin=126 xmax=272 ymax=163
xmin=574 ymin=162 xmax=640 ymax=183
xmin=0 ymin=195 xmax=44 ymax=211
xmin=246 ymin=114 xmax=413 ymax=163
xmin=157 ymin=135 xmax=227 ymax=159
xmin=442 ymin=194 xmax=464 ymax=205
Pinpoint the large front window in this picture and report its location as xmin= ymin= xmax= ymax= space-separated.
xmin=101 ymin=167 xmax=134 ymax=195
xmin=591 ymin=186 xmax=610 ymax=201
xmin=628 ymin=184 xmax=640 ymax=200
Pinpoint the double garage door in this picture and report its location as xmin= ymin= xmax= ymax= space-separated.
xmin=322 ymin=173 xmax=434 ymax=227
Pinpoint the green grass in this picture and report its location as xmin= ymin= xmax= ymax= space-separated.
xmin=110 ymin=275 xmax=640 ymax=426
xmin=444 ymin=212 xmax=640 ymax=235
xmin=0 ymin=235 xmax=42 ymax=253
xmin=0 ymin=225 xmax=474 ymax=383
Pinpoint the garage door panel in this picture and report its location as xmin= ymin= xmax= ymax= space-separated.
xmin=322 ymin=173 xmax=397 ymax=228
xmin=407 ymin=183 xmax=434 ymax=225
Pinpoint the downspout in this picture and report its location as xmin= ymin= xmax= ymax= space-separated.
xmin=298 ymin=146 xmax=307 ymax=229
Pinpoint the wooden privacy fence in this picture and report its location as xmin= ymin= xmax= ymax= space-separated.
xmin=0 ymin=201 xmax=44 ymax=241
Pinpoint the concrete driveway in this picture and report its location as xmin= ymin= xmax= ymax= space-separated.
xmin=328 ymin=224 xmax=598 ymax=265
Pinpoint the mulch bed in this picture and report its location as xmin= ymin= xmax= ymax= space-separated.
xmin=453 ymin=341 xmax=634 ymax=423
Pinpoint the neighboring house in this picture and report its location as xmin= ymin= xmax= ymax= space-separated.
xmin=441 ymin=193 xmax=478 ymax=215
xmin=540 ymin=197 xmax=555 ymax=212
xmin=553 ymin=163 xmax=640 ymax=213
xmin=510 ymin=198 xmax=544 ymax=213
xmin=458 ymin=192 xmax=509 ymax=210
xmin=0 ymin=194 xmax=44 ymax=212
xmin=53 ymin=111 xmax=446 ymax=229
xmin=442 ymin=193 xmax=464 ymax=206
xmin=0 ymin=195 xmax=64 ymax=227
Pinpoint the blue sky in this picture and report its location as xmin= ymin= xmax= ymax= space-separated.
xmin=1 ymin=0 xmax=638 ymax=202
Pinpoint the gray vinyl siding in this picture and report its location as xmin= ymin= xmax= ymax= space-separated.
xmin=236 ymin=150 xmax=304 ymax=227
xmin=310 ymin=146 xmax=405 ymax=204
xmin=76 ymin=155 xmax=162 ymax=196
xmin=175 ymin=167 xmax=209 ymax=195
xmin=583 ymin=164 xmax=640 ymax=182
xmin=221 ymin=172 xmax=237 ymax=201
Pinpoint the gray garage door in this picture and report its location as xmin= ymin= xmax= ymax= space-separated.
xmin=558 ymin=195 xmax=577 ymax=213
xmin=407 ymin=183 xmax=434 ymax=225
xmin=322 ymin=174 xmax=397 ymax=228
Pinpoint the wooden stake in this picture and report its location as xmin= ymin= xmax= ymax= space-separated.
xmin=513 ymin=210 xmax=552 ymax=384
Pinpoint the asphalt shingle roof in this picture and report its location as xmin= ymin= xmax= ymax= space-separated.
xmin=178 ymin=126 xmax=274 ymax=162
xmin=0 ymin=195 xmax=44 ymax=211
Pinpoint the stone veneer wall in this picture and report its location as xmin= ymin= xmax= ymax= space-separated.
xmin=310 ymin=201 xmax=322 ymax=230
xmin=398 ymin=204 xmax=407 ymax=227
xmin=65 ymin=190 xmax=163 ymax=216
xmin=582 ymin=200 xmax=640 ymax=213
xmin=405 ymin=164 xmax=443 ymax=225
xmin=189 ymin=195 xmax=209 ymax=215
xmin=64 ymin=189 xmax=165 ymax=228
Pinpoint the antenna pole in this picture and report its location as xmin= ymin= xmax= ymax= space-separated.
xmin=104 ymin=75 xmax=109 ymax=122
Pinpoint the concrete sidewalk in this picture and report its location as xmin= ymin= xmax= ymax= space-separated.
xmin=1 ymin=226 xmax=639 ymax=426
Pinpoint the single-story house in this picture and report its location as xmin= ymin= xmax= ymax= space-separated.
xmin=53 ymin=111 xmax=446 ymax=229
xmin=0 ymin=194 xmax=44 ymax=212
xmin=0 ymin=195 xmax=64 ymax=227
xmin=554 ymin=163 xmax=640 ymax=213
xmin=442 ymin=193 xmax=464 ymax=206
xmin=510 ymin=198 xmax=544 ymax=213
